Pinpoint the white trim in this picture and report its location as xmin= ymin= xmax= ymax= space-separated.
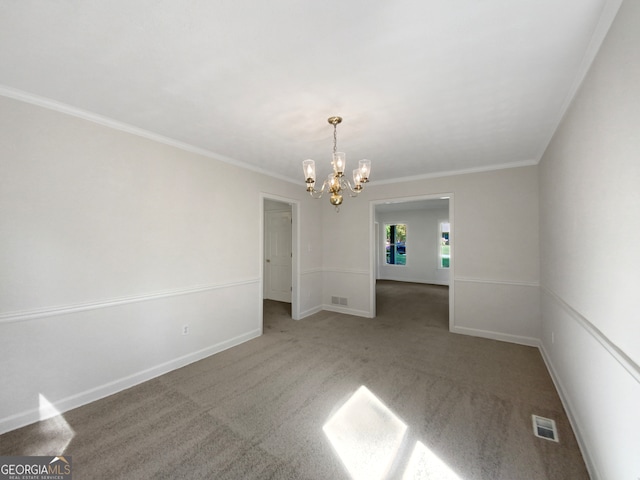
xmin=323 ymin=304 xmax=372 ymax=318
xmin=455 ymin=277 xmax=540 ymax=288
xmin=538 ymin=344 xmax=599 ymax=479
xmin=451 ymin=325 xmax=540 ymax=348
xmin=448 ymin=195 xmax=455 ymax=332
xmin=323 ymin=268 xmax=370 ymax=276
xmin=0 ymin=328 xmax=261 ymax=435
xmin=0 ymin=278 xmax=260 ymax=324
xmin=301 ymin=267 xmax=323 ymax=276
xmin=299 ymin=305 xmax=324 ymax=319
xmin=367 ymin=159 xmax=538 ymax=187
xmin=533 ymin=0 xmax=623 ymax=162
xmin=541 ymin=286 xmax=640 ymax=384
xmin=0 ymin=85 xmax=299 ymax=185
xmin=370 ymin=201 xmax=378 ymax=317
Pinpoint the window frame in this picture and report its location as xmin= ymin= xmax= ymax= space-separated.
xmin=385 ymin=223 xmax=407 ymax=266
xmin=438 ymin=220 xmax=450 ymax=269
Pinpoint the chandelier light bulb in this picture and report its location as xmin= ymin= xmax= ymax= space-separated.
xmin=303 ymin=159 xmax=316 ymax=183
xmin=333 ymin=152 xmax=346 ymax=176
xmin=353 ymin=169 xmax=363 ymax=191
xmin=359 ymin=159 xmax=371 ymax=183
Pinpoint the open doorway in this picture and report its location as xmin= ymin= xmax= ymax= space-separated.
xmin=262 ymin=196 xmax=299 ymax=322
xmin=376 ymin=280 xmax=449 ymax=329
xmin=370 ymin=195 xmax=454 ymax=330
xmin=264 ymin=200 xmax=292 ymax=303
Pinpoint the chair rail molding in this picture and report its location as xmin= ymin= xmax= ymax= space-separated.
xmin=0 ymin=278 xmax=261 ymax=324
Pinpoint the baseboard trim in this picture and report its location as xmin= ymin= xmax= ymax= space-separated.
xmin=451 ymin=325 xmax=540 ymax=347
xmin=298 ymin=305 xmax=324 ymax=319
xmin=378 ymin=277 xmax=449 ymax=286
xmin=299 ymin=304 xmax=372 ymax=319
xmin=538 ymin=343 xmax=600 ymax=479
xmin=323 ymin=304 xmax=372 ymax=318
xmin=0 ymin=328 xmax=261 ymax=435
xmin=0 ymin=278 xmax=260 ymax=324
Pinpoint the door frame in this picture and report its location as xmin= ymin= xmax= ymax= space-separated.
xmin=369 ymin=193 xmax=454 ymax=331
xmin=260 ymin=193 xmax=300 ymax=321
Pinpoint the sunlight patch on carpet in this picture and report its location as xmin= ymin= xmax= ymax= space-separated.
xmin=34 ymin=393 xmax=75 ymax=455
xmin=324 ymin=385 xmax=465 ymax=480
xmin=403 ymin=440 xmax=462 ymax=479
xmin=323 ymin=385 xmax=407 ymax=480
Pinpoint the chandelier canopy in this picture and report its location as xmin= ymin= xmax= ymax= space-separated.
xmin=302 ymin=116 xmax=371 ymax=211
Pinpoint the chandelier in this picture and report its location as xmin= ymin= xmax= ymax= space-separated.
xmin=302 ymin=116 xmax=371 ymax=211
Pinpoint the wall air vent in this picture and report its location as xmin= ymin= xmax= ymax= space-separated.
xmin=532 ymin=415 xmax=559 ymax=442
xmin=331 ymin=296 xmax=348 ymax=306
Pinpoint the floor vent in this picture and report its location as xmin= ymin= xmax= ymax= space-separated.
xmin=532 ymin=415 xmax=559 ymax=442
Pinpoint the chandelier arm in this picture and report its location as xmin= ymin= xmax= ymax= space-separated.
xmin=341 ymin=178 xmax=363 ymax=196
xmin=308 ymin=180 xmax=328 ymax=199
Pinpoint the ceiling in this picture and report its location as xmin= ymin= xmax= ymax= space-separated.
xmin=0 ymin=1 xmax=619 ymax=185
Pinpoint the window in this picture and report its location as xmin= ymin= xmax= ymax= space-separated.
xmin=439 ymin=222 xmax=450 ymax=268
xmin=385 ymin=224 xmax=406 ymax=265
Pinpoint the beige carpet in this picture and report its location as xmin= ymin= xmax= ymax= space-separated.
xmin=0 ymin=281 xmax=588 ymax=479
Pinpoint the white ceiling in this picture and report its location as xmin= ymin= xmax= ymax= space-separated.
xmin=0 ymin=1 xmax=620 ymax=184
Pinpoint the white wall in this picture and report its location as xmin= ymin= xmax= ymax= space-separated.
xmin=376 ymin=207 xmax=449 ymax=285
xmin=0 ymin=93 xmax=542 ymax=437
xmin=0 ymin=94 xmax=322 ymax=433
xmin=538 ymin=1 xmax=640 ymax=477
xmin=322 ymin=165 xmax=540 ymax=344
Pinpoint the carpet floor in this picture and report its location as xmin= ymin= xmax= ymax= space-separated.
xmin=0 ymin=281 xmax=588 ymax=479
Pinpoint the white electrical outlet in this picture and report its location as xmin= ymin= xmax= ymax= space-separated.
xmin=182 ymin=324 xmax=190 ymax=335
xmin=551 ymin=332 xmax=555 ymax=344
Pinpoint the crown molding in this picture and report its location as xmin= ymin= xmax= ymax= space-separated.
xmin=534 ymin=0 xmax=624 ymax=162
xmin=367 ymin=158 xmax=539 ymax=187
xmin=0 ymin=84 xmax=299 ymax=185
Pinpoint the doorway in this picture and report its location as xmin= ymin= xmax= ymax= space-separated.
xmin=264 ymin=203 xmax=292 ymax=303
xmin=262 ymin=196 xmax=300 ymax=322
xmin=376 ymin=280 xmax=449 ymax=330
xmin=370 ymin=195 xmax=454 ymax=330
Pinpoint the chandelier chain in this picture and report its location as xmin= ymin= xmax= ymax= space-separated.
xmin=333 ymin=123 xmax=338 ymax=155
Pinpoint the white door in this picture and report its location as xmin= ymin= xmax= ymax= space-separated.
xmin=265 ymin=210 xmax=292 ymax=302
